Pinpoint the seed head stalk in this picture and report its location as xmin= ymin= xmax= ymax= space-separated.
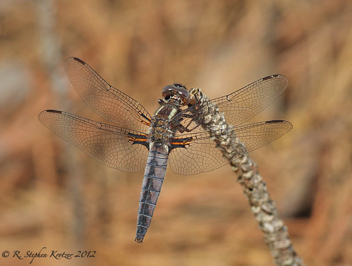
xmin=188 ymin=88 xmax=302 ymax=266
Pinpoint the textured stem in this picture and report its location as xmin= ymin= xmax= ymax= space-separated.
xmin=188 ymin=88 xmax=303 ymax=266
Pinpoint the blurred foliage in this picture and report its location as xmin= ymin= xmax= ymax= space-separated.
xmin=0 ymin=0 xmax=351 ymax=265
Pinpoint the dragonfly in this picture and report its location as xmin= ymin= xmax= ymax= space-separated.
xmin=39 ymin=57 xmax=292 ymax=243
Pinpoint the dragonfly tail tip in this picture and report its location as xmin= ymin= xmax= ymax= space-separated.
xmin=135 ymin=236 xmax=144 ymax=243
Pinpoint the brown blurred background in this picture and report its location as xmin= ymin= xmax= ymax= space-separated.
xmin=0 ymin=0 xmax=351 ymax=265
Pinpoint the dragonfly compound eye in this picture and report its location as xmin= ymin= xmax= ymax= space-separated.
xmin=162 ymin=85 xmax=174 ymax=100
xmin=162 ymin=84 xmax=189 ymax=105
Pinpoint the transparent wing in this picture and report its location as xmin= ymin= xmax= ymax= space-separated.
xmin=169 ymin=119 xmax=292 ymax=175
xmin=39 ymin=110 xmax=149 ymax=172
xmin=65 ymin=57 xmax=152 ymax=132
xmin=213 ymin=74 xmax=288 ymax=126
xmin=234 ymin=120 xmax=293 ymax=152
xmin=169 ymin=131 xmax=227 ymax=175
xmin=173 ymin=74 xmax=288 ymax=133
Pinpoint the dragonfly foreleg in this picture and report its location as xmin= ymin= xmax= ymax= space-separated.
xmin=172 ymin=118 xmax=201 ymax=133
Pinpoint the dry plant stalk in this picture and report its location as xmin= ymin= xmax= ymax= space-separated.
xmin=188 ymin=87 xmax=303 ymax=266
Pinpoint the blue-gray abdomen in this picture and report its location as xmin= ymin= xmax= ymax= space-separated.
xmin=135 ymin=143 xmax=169 ymax=243
xmin=135 ymin=103 xmax=179 ymax=243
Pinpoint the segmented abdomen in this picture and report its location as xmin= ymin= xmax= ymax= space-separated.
xmin=135 ymin=143 xmax=169 ymax=243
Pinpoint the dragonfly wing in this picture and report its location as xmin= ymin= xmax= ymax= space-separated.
xmin=172 ymin=75 xmax=288 ymax=136
xmin=39 ymin=110 xmax=149 ymax=172
xmin=65 ymin=57 xmax=152 ymax=132
xmin=213 ymin=75 xmax=288 ymax=126
xmin=234 ymin=120 xmax=293 ymax=152
xmin=168 ymin=120 xmax=292 ymax=175
xmin=169 ymin=132 xmax=227 ymax=175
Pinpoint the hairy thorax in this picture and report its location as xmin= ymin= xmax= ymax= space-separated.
xmin=148 ymin=104 xmax=179 ymax=144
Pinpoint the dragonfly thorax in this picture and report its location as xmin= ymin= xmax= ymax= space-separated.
xmin=149 ymin=103 xmax=180 ymax=144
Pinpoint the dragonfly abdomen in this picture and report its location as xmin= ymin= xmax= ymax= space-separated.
xmin=135 ymin=142 xmax=169 ymax=243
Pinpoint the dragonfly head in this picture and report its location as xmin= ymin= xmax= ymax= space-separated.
xmin=161 ymin=84 xmax=190 ymax=106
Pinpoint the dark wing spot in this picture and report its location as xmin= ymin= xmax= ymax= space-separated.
xmin=262 ymin=75 xmax=274 ymax=81
xmin=46 ymin=110 xmax=62 ymax=114
xmin=263 ymin=74 xmax=280 ymax=81
xmin=265 ymin=120 xmax=285 ymax=123
xmin=72 ymin=57 xmax=86 ymax=65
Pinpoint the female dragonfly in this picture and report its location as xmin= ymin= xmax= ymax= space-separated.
xmin=39 ymin=58 xmax=292 ymax=243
